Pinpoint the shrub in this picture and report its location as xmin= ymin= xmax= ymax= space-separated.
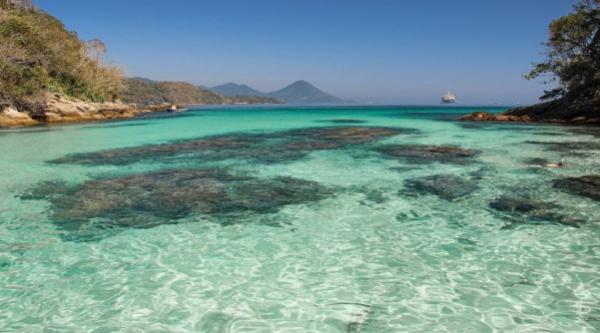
xmin=0 ymin=2 xmax=123 ymax=113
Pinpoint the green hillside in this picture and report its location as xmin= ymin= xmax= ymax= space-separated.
xmin=0 ymin=0 xmax=122 ymax=116
xmin=123 ymin=78 xmax=282 ymax=106
xmin=122 ymin=79 xmax=226 ymax=106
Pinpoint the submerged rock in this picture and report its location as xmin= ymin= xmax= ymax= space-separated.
xmin=50 ymin=134 xmax=259 ymax=165
xmin=568 ymin=127 xmax=600 ymax=138
xmin=376 ymin=144 xmax=480 ymax=164
xmin=553 ymin=175 xmax=600 ymax=201
xmin=489 ymin=195 xmax=583 ymax=228
xmin=50 ymin=126 xmax=413 ymax=166
xmin=403 ymin=174 xmax=479 ymax=200
xmin=490 ymin=196 xmax=555 ymax=214
xmin=19 ymin=180 xmax=71 ymax=200
xmin=460 ymin=111 xmax=533 ymax=123
xmin=22 ymin=169 xmax=332 ymax=237
xmin=468 ymin=166 xmax=497 ymax=180
xmin=285 ymin=126 xmax=414 ymax=145
xmin=316 ymin=119 xmax=367 ymax=124
xmin=524 ymin=140 xmax=600 ymax=153
xmin=523 ymin=157 xmax=550 ymax=167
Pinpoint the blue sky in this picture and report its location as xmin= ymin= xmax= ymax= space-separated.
xmin=35 ymin=0 xmax=573 ymax=105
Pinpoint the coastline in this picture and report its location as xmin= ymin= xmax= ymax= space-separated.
xmin=0 ymin=94 xmax=288 ymax=129
xmin=461 ymin=101 xmax=600 ymax=126
xmin=0 ymin=94 xmax=158 ymax=128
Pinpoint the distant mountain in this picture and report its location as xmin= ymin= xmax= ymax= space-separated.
xmin=123 ymin=78 xmax=282 ymax=106
xmin=267 ymin=80 xmax=345 ymax=104
xmin=228 ymin=95 xmax=283 ymax=105
xmin=209 ymin=80 xmax=347 ymax=105
xmin=130 ymin=77 xmax=157 ymax=84
xmin=123 ymin=79 xmax=225 ymax=106
xmin=211 ymin=83 xmax=264 ymax=97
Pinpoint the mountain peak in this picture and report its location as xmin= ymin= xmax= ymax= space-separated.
xmin=209 ymin=80 xmax=346 ymax=104
xmin=290 ymin=80 xmax=311 ymax=86
xmin=210 ymin=82 xmax=264 ymax=97
xmin=268 ymin=80 xmax=343 ymax=105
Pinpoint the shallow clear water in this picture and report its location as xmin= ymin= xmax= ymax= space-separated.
xmin=1 ymin=106 xmax=600 ymax=332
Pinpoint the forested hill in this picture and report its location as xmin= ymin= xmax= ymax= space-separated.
xmin=0 ymin=0 xmax=123 ymax=115
xmin=123 ymin=78 xmax=282 ymax=106
xmin=122 ymin=79 xmax=226 ymax=106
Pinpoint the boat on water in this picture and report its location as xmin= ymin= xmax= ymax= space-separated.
xmin=166 ymin=104 xmax=186 ymax=112
xmin=441 ymin=91 xmax=456 ymax=104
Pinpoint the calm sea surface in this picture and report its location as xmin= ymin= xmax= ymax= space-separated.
xmin=1 ymin=106 xmax=599 ymax=332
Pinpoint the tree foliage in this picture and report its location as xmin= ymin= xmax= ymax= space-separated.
xmin=0 ymin=1 xmax=123 ymax=112
xmin=526 ymin=0 xmax=600 ymax=106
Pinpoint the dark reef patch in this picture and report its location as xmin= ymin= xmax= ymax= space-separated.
xmin=553 ymin=175 xmax=600 ymax=202
xmin=532 ymin=131 xmax=569 ymax=137
xmin=523 ymin=157 xmax=550 ymax=167
xmin=316 ymin=119 xmax=367 ymax=124
xmin=525 ymin=140 xmax=600 ymax=154
xmin=467 ymin=166 xmax=497 ymax=180
xmin=456 ymin=122 xmax=539 ymax=132
xmin=376 ymin=144 xmax=480 ymax=164
xmin=19 ymin=180 xmax=71 ymax=200
xmin=457 ymin=122 xmax=490 ymax=130
xmin=21 ymin=169 xmax=332 ymax=239
xmin=50 ymin=134 xmax=259 ymax=165
xmin=50 ymin=126 xmax=414 ymax=166
xmin=489 ymin=195 xmax=584 ymax=228
xmin=490 ymin=196 xmax=555 ymax=214
xmin=403 ymin=174 xmax=479 ymax=201
xmin=567 ymin=127 xmax=600 ymax=138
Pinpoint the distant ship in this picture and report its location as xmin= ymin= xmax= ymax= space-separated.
xmin=441 ymin=91 xmax=456 ymax=104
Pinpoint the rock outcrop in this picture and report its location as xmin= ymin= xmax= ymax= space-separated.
xmin=43 ymin=94 xmax=136 ymax=123
xmin=0 ymin=107 xmax=39 ymax=127
xmin=0 ymin=94 xmax=163 ymax=128
xmin=460 ymin=111 xmax=535 ymax=123
xmin=461 ymin=100 xmax=600 ymax=125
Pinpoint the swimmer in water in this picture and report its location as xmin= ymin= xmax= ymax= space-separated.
xmin=546 ymin=159 xmax=564 ymax=168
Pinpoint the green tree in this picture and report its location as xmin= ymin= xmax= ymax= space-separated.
xmin=0 ymin=1 xmax=123 ymax=112
xmin=526 ymin=0 xmax=600 ymax=107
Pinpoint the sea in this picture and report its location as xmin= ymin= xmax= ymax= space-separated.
xmin=1 ymin=106 xmax=599 ymax=332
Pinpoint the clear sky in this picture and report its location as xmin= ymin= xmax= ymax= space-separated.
xmin=35 ymin=0 xmax=574 ymax=105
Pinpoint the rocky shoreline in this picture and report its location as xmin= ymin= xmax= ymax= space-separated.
xmin=460 ymin=111 xmax=600 ymax=125
xmin=0 ymin=94 xmax=173 ymax=128
xmin=461 ymin=101 xmax=600 ymax=126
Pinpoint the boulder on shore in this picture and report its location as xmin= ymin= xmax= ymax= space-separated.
xmin=0 ymin=94 xmax=152 ymax=128
xmin=459 ymin=112 xmax=533 ymax=123
xmin=460 ymin=98 xmax=600 ymax=125
xmin=44 ymin=94 xmax=136 ymax=123
xmin=0 ymin=107 xmax=39 ymax=127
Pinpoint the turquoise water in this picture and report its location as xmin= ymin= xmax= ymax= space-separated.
xmin=1 ymin=106 xmax=600 ymax=332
